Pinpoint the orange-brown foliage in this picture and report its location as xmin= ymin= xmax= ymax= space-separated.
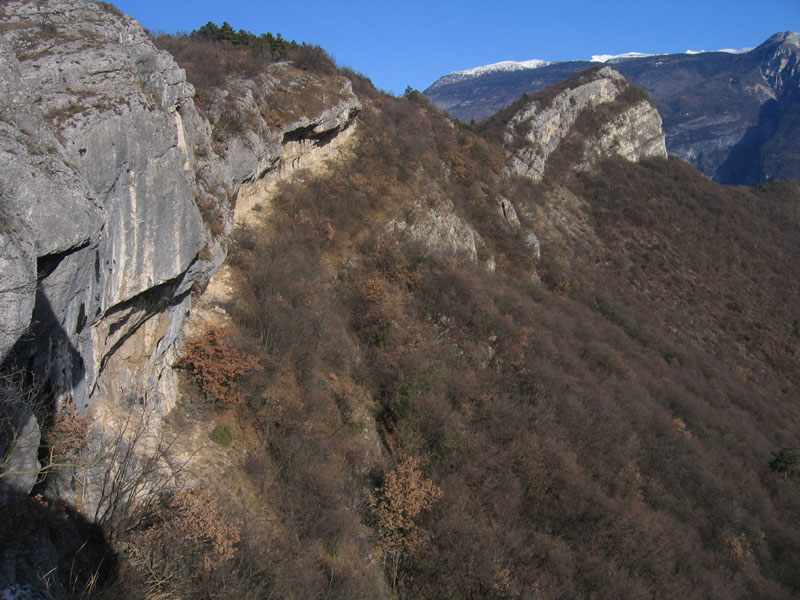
xmin=373 ymin=456 xmax=442 ymax=555
xmin=176 ymin=326 xmax=261 ymax=406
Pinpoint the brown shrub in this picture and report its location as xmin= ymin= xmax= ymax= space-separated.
xmin=175 ymin=326 xmax=261 ymax=406
xmin=125 ymin=488 xmax=241 ymax=595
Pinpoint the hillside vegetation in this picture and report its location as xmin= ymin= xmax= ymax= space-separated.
xmin=3 ymin=17 xmax=800 ymax=600
xmin=127 ymin=30 xmax=800 ymax=598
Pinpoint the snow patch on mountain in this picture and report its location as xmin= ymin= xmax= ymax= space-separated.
xmin=432 ymin=59 xmax=553 ymax=86
xmin=591 ymin=52 xmax=656 ymax=63
xmin=685 ymin=47 xmax=753 ymax=55
xmin=592 ymin=47 xmax=752 ymax=63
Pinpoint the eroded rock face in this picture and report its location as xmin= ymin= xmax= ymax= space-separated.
xmin=3 ymin=1 xmax=207 ymax=305
xmin=506 ymin=67 xmax=666 ymax=182
xmin=498 ymin=69 xmax=666 ymax=268
xmin=387 ymin=196 xmax=480 ymax=262
xmin=0 ymin=0 xmax=250 ymax=411
xmin=0 ymin=228 xmax=36 ymax=362
xmin=0 ymin=0 xmax=223 ymax=502
xmin=578 ymin=98 xmax=667 ymax=170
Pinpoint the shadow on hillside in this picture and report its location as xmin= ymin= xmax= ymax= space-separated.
xmin=716 ymin=98 xmax=781 ymax=184
xmin=0 ymin=493 xmax=126 ymax=598
xmin=0 ymin=259 xmax=130 ymax=596
xmin=2 ymin=249 xmax=89 ymax=410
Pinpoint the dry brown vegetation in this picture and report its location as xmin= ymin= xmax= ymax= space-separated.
xmin=8 ymin=41 xmax=798 ymax=597
xmin=151 ymin=29 xmax=337 ymax=106
xmin=205 ymin=71 xmax=800 ymax=598
xmin=175 ymin=326 xmax=261 ymax=406
xmin=97 ymin=58 xmax=794 ymax=597
xmin=142 ymin=67 xmax=800 ymax=599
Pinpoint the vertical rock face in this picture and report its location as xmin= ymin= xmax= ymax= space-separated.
xmin=0 ymin=0 xmax=213 ymax=418
xmin=579 ymin=98 xmax=668 ymax=169
xmin=505 ymin=67 xmax=666 ymax=182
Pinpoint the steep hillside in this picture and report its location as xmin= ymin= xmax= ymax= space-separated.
xmin=187 ymin=67 xmax=800 ymax=598
xmin=425 ymin=32 xmax=800 ymax=185
xmin=1 ymin=3 xmax=799 ymax=599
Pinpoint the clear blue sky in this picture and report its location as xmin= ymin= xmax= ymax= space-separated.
xmin=109 ymin=0 xmax=798 ymax=95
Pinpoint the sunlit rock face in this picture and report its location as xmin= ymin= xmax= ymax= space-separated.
xmin=505 ymin=67 xmax=666 ymax=182
xmin=0 ymin=0 xmax=365 ymax=507
xmin=0 ymin=0 xmax=216 ymax=420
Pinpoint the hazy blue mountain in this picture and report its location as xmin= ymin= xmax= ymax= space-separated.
xmin=425 ymin=32 xmax=800 ymax=184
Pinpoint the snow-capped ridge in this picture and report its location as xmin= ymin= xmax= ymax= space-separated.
xmin=455 ymin=58 xmax=553 ymax=77
xmin=590 ymin=52 xmax=656 ymax=63
xmin=591 ymin=46 xmax=753 ymax=63
xmin=432 ymin=59 xmax=553 ymax=87
xmin=686 ymin=47 xmax=753 ymax=55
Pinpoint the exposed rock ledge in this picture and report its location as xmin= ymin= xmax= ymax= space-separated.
xmin=200 ymin=63 xmax=361 ymax=223
xmin=506 ymin=66 xmax=667 ymax=182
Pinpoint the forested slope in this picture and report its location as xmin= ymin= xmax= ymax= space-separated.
xmin=1 ymin=6 xmax=799 ymax=599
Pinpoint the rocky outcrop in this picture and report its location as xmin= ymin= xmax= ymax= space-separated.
xmin=578 ymin=98 xmax=667 ymax=169
xmin=756 ymin=32 xmax=800 ymax=100
xmin=0 ymin=0 xmax=362 ymax=512
xmin=387 ymin=196 xmax=480 ymax=262
xmin=505 ymin=67 xmax=666 ymax=182
xmin=202 ymin=62 xmax=361 ymax=222
xmin=489 ymin=69 xmax=666 ymax=271
xmin=0 ymin=228 xmax=36 ymax=362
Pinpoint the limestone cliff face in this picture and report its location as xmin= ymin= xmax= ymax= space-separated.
xmin=0 ymin=0 xmax=361 ymax=503
xmin=386 ymin=195 xmax=481 ymax=263
xmin=491 ymin=68 xmax=667 ymax=276
xmin=506 ymin=67 xmax=666 ymax=182
xmin=0 ymin=0 xmax=212 ymax=415
xmin=577 ymin=98 xmax=667 ymax=170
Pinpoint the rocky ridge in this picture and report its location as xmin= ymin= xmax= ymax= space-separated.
xmin=425 ymin=32 xmax=800 ymax=184
xmin=210 ymin=62 xmax=361 ymax=222
xmin=477 ymin=67 xmax=668 ymax=277
xmin=0 ymin=2 xmax=668 ymax=594
xmin=3 ymin=4 xmax=797 ymax=599
xmin=502 ymin=67 xmax=666 ymax=182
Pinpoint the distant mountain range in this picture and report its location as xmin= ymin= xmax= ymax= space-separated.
xmin=425 ymin=32 xmax=800 ymax=184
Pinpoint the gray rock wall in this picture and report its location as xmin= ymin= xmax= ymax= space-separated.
xmin=0 ymin=0 xmax=362 ymax=504
xmin=499 ymin=68 xmax=666 ymax=272
xmin=0 ymin=0 xmax=216 ymax=415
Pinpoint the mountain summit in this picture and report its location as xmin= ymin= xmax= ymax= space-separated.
xmin=425 ymin=32 xmax=800 ymax=184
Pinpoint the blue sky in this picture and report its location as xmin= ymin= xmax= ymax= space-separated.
xmin=110 ymin=0 xmax=798 ymax=95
